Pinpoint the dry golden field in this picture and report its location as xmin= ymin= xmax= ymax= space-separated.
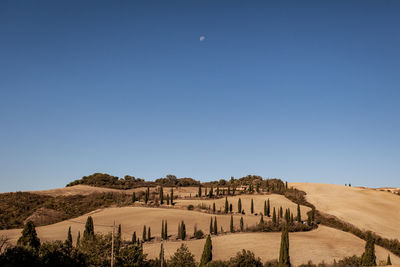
xmin=290 ymin=183 xmax=400 ymax=240
xmin=144 ymin=225 xmax=400 ymax=265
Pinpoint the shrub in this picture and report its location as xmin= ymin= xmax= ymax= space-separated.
xmin=187 ymin=205 xmax=195 ymax=210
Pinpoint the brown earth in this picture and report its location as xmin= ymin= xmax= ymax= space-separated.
xmin=144 ymin=225 xmax=400 ymax=266
xmin=290 ymin=183 xmax=400 ymax=240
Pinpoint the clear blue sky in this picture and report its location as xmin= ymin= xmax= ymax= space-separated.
xmin=1 ymin=1 xmax=399 ymax=192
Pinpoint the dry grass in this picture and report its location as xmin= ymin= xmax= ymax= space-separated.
xmin=290 ymin=183 xmax=400 ymax=240
xmin=144 ymin=225 xmax=400 ymax=265
xmin=0 ymin=207 xmax=260 ymax=245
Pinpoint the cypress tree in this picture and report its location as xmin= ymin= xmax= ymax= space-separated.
xmin=278 ymin=225 xmax=291 ymax=267
xmin=272 ymin=207 xmax=277 ymax=225
xmin=159 ymin=243 xmax=166 ymax=267
xmin=387 ymin=254 xmax=392 ymax=265
xmin=209 ymin=186 xmax=213 ymax=198
xmin=199 ymin=235 xmax=213 ymax=267
xmin=251 ymin=199 xmax=254 ymax=214
xmin=279 ymin=206 xmax=283 ymax=218
xmin=181 ymin=221 xmax=186 ymax=240
xmin=132 ymin=192 xmax=136 ymax=203
xmin=228 ymin=185 xmax=231 ymax=196
xmin=224 ymin=197 xmax=229 ymax=213
xmin=230 ymin=215 xmax=234 ymax=232
xmin=132 ymin=231 xmax=136 ymax=244
xmin=165 ymin=220 xmax=168 ymax=240
xmin=290 ymin=213 xmax=294 ymax=225
xmin=148 ymin=226 xmax=151 ymax=241
xmin=267 ymin=199 xmax=271 ymax=217
xmin=240 ymin=216 xmax=244 ymax=231
xmin=65 ymin=226 xmax=72 ymax=249
xmin=260 ymin=214 xmax=264 ymax=224
xmin=285 ymin=209 xmax=290 ymax=223
xmin=238 ymin=198 xmax=242 ymax=213
xmin=213 ymin=202 xmax=216 ymax=213
xmin=216 ymin=185 xmax=220 ymax=196
xmin=264 ymin=200 xmax=267 ymax=216
xmin=230 ymin=203 xmax=233 ymax=213
xmin=76 ymin=231 xmax=80 ymax=247
xmin=160 ymin=186 xmax=164 ymax=204
xmin=213 ymin=216 xmax=218 ymax=235
xmin=145 ymin=187 xmax=149 ymax=204
xmin=116 ymin=224 xmax=122 ymax=253
xmin=18 ymin=221 xmax=40 ymax=251
xmin=210 ymin=217 xmax=213 ymax=234
xmin=205 ymin=187 xmax=207 ymax=197
xmin=167 ymin=193 xmax=170 ymax=205
xmin=361 ymin=231 xmax=376 ymax=266
xmin=198 ymin=185 xmax=202 ymax=197
xmin=83 ymin=216 xmax=94 ymax=242
xmin=143 ymin=225 xmax=147 ymax=241
xmin=161 ymin=220 xmax=165 ymax=240
xmin=297 ymin=204 xmax=301 ymax=222
xmin=170 ymin=188 xmax=174 ymax=205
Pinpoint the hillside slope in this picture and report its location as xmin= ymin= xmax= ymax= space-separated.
xmin=290 ymin=183 xmax=400 ymax=240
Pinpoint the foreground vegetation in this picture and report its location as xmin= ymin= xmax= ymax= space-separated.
xmin=0 ymin=217 xmax=391 ymax=267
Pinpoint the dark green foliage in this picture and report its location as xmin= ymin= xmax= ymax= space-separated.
xmin=170 ymin=188 xmax=174 ymax=205
xmin=210 ymin=217 xmax=213 ymax=234
xmin=39 ymin=241 xmax=86 ymax=267
xmin=279 ymin=206 xmax=283 ymax=219
xmin=267 ymin=199 xmax=271 ymax=217
xmin=132 ymin=192 xmax=136 ymax=203
xmin=278 ymin=226 xmax=291 ymax=267
xmin=167 ymin=244 xmax=196 ymax=267
xmin=200 ymin=235 xmax=213 ymax=266
xmin=216 ymin=186 xmax=220 ymax=196
xmin=17 ymin=221 xmax=40 ymax=252
xmin=230 ymin=215 xmax=234 ymax=233
xmin=387 ymin=254 xmax=392 ymax=265
xmin=199 ymin=185 xmax=202 ymax=197
xmin=272 ymin=208 xmax=277 ymax=225
xmin=116 ymin=244 xmax=147 ymax=267
xmin=132 ymin=231 xmax=136 ymax=244
xmin=297 ymin=204 xmax=301 ymax=222
xmin=161 ymin=220 xmax=165 ymax=240
xmin=0 ymin=246 xmax=40 ymax=267
xmin=159 ymin=186 xmax=164 ymax=204
xmin=228 ymin=249 xmax=263 ymax=267
xmin=142 ymin=225 xmax=146 ymax=241
xmin=76 ymin=231 xmax=80 ymax=247
xmin=194 ymin=229 xmax=204 ymax=239
xmin=65 ymin=226 xmax=72 ymax=249
xmin=166 ymin=194 xmax=170 ymax=205
xmin=238 ymin=198 xmax=242 ymax=213
xmin=361 ymin=231 xmax=376 ymax=266
xmin=260 ymin=214 xmax=264 ymax=224
xmin=229 ymin=203 xmax=232 ymax=213
xmin=147 ymin=227 xmax=151 ymax=241
xmin=164 ymin=220 xmax=168 ymax=240
xmin=82 ymin=216 xmax=94 ymax=242
xmin=240 ymin=217 xmax=244 ymax=231
xmin=179 ymin=221 xmax=186 ymax=240
xmin=224 ymin=197 xmax=229 ymax=214
xmin=264 ymin=200 xmax=267 ymax=216
xmin=209 ymin=187 xmax=214 ymax=198
xmin=251 ymin=199 xmax=254 ymax=214
xmin=145 ymin=187 xmax=150 ymax=204
xmin=116 ymin=224 xmax=122 ymax=253
xmin=213 ymin=202 xmax=216 ymax=213
xmin=213 ymin=216 xmax=218 ymax=235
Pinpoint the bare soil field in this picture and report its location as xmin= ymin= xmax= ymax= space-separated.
xmin=144 ymin=225 xmax=400 ymax=265
xmin=290 ymin=183 xmax=400 ymax=240
xmin=174 ymin=194 xmax=311 ymax=218
xmin=0 ymin=207 xmax=260 ymax=244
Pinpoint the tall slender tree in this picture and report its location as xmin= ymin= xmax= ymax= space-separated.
xmin=209 ymin=217 xmax=213 ymax=234
xmin=65 ymin=226 xmax=72 ymax=249
xmin=230 ymin=215 xmax=234 ymax=232
xmin=161 ymin=220 xmax=165 ymax=240
xmin=213 ymin=202 xmax=216 ymax=213
xmin=82 ymin=216 xmax=94 ymax=242
xmin=296 ymin=204 xmax=301 ymax=222
xmin=132 ymin=192 xmax=136 ymax=203
xmin=272 ymin=207 xmax=277 ymax=225
xmin=213 ymin=216 xmax=218 ymax=235
xmin=238 ymin=198 xmax=242 ymax=213
xmin=267 ymin=199 xmax=271 ymax=217
xmin=198 ymin=185 xmax=202 ymax=197
xmin=143 ymin=225 xmax=147 ymax=241
xmin=76 ymin=231 xmax=80 ymax=247
xmin=278 ymin=226 xmax=291 ymax=267
xmin=361 ymin=232 xmax=376 ymax=266
xmin=164 ymin=220 xmax=168 ymax=240
xmin=387 ymin=254 xmax=392 ymax=265
xmin=170 ymin=188 xmax=174 ymax=205
xmin=264 ymin=200 xmax=267 ymax=216
xmin=251 ymin=199 xmax=254 ymax=214
xmin=240 ymin=216 xmax=244 ymax=231
xmin=199 ymin=235 xmax=213 ymax=267
xmin=224 ymin=197 xmax=229 ymax=213
xmin=132 ymin=231 xmax=136 ymax=244
xmin=148 ymin=227 xmax=151 ymax=241
xmin=160 ymin=186 xmax=164 ymax=204
xmin=145 ymin=187 xmax=149 ymax=204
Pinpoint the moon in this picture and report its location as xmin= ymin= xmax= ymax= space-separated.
xmin=200 ymin=35 xmax=206 ymax=42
